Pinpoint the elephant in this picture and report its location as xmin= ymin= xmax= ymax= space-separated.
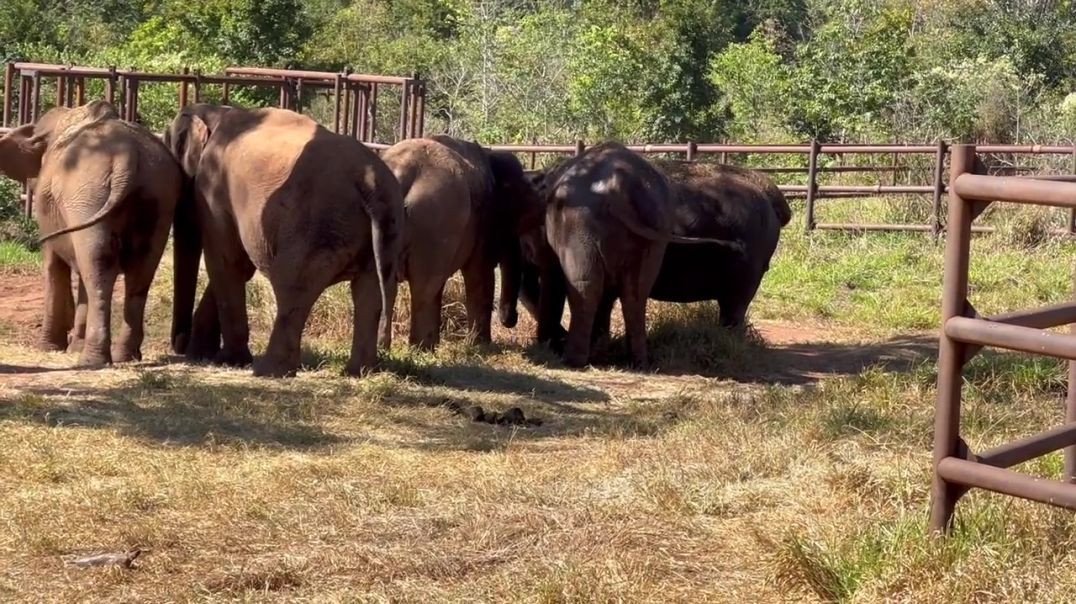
xmin=513 ymin=158 xmax=791 ymax=356
xmin=0 ymin=100 xmax=183 ymax=366
xmin=379 ymin=135 xmax=543 ymax=350
xmin=518 ymin=142 xmax=744 ymax=368
xmin=645 ymin=160 xmax=792 ymax=328
xmin=165 ymin=103 xmax=404 ymax=378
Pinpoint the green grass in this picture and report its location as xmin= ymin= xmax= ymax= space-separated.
xmin=0 ymin=241 xmax=41 ymax=273
xmin=754 ymin=197 xmax=1076 ymax=332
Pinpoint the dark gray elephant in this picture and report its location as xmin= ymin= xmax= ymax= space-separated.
xmin=379 ymin=135 xmax=543 ymax=350
xmin=512 ymin=156 xmax=789 ymax=362
xmin=645 ymin=159 xmax=791 ymax=327
xmin=0 ymin=100 xmax=182 ymax=366
xmin=520 ymin=142 xmax=743 ymax=368
xmin=165 ymin=103 xmax=404 ymax=378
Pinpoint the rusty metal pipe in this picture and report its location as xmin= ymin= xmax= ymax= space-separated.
xmin=954 ymin=174 xmax=1076 ymax=209
xmin=937 ymin=458 xmax=1076 ymax=509
xmin=987 ymin=301 xmax=1076 ymax=330
xmin=977 ymin=424 xmax=1076 ymax=469
xmin=945 ymin=316 xmax=1076 ymax=360
xmin=2 ymin=63 xmax=13 ymax=126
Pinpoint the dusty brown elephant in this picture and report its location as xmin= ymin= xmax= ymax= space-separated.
xmin=379 ymin=135 xmax=543 ymax=349
xmin=0 ymin=100 xmax=182 ymax=366
xmin=521 ymin=143 xmax=744 ymax=368
xmin=165 ymin=104 xmax=404 ymax=378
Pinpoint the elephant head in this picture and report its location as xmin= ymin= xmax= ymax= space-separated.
xmin=0 ymin=124 xmax=47 ymax=183
xmin=0 ymin=100 xmax=122 ymax=184
xmin=163 ymin=103 xmax=232 ymax=354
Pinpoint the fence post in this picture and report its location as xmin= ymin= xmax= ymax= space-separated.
xmin=930 ymin=144 xmax=978 ymax=534
xmin=76 ymin=76 xmax=85 ymax=105
xmin=686 ymin=140 xmax=697 ymax=162
xmin=56 ymin=72 xmax=66 ymax=108
xmin=333 ymin=73 xmax=343 ymax=134
xmin=2 ymin=62 xmax=13 ymax=126
xmin=1068 ymin=262 xmax=1076 ymax=481
xmin=30 ymin=70 xmax=41 ymax=121
xmin=106 ymin=66 xmax=116 ymax=105
xmin=805 ymin=139 xmax=820 ymax=231
xmin=932 ymin=140 xmax=948 ymax=238
xmin=575 ymin=140 xmax=585 ymax=156
xmin=179 ymin=66 xmax=189 ymax=109
xmin=1069 ymin=146 xmax=1076 ymax=235
xmin=193 ymin=70 xmax=202 ymax=104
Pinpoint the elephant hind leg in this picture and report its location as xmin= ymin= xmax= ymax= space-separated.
xmin=40 ymin=247 xmax=75 ymax=352
xmin=72 ymin=239 xmax=119 ymax=368
xmin=348 ymin=268 xmax=384 ymax=376
xmin=461 ymin=255 xmax=495 ymax=345
xmin=717 ymin=274 xmax=763 ymax=332
xmin=113 ymin=254 xmax=164 ymax=363
xmin=256 ymin=254 xmax=336 ymax=378
xmin=200 ymin=224 xmax=255 ymax=368
xmin=408 ymin=279 xmax=444 ymax=351
xmin=67 ymin=277 xmax=88 ymax=354
xmin=563 ymin=274 xmax=604 ymax=369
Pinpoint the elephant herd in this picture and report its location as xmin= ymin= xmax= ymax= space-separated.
xmin=0 ymin=100 xmax=792 ymax=377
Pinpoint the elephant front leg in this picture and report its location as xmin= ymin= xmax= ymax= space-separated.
xmin=40 ymin=247 xmax=75 ymax=352
xmin=563 ymin=276 xmax=603 ymax=369
xmin=462 ymin=256 xmax=495 ymax=345
xmin=67 ymin=277 xmax=88 ymax=354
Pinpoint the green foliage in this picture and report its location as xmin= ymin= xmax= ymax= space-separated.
xmin=2 ymin=0 xmax=1076 ymax=147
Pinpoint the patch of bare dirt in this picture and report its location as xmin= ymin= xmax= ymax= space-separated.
xmin=0 ymin=272 xmax=126 ymax=346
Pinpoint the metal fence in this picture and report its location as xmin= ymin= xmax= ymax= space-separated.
xmin=1 ymin=61 xmax=426 ymax=216
xmin=931 ymin=144 xmax=1076 ymax=532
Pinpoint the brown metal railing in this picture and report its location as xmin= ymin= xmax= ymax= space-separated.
xmin=1 ymin=61 xmax=426 ymax=216
xmin=930 ymin=144 xmax=1076 ymax=533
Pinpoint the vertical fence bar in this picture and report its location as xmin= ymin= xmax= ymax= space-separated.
xmin=2 ymin=63 xmax=13 ymax=126
xmin=295 ymin=79 xmax=304 ymax=114
xmin=341 ymin=81 xmax=351 ymax=136
xmin=117 ymin=74 xmax=127 ymax=118
xmin=222 ymin=80 xmax=230 ymax=105
xmin=106 ymin=67 xmax=117 ymax=105
xmin=1068 ymin=270 xmax=1076 ymax=481
xmin=57 ymin=73 xmax=67 ymax=108
xmin=19 ymin=76 xmax=30 ymax=124
xmin=804 ymin=139 xmax=820 ymax=231
xmin=397 ymin=81 xmax=409 ymax=141
xmin=192 ymin=71 xmax=202 ymax=104
xmin=575 ymin=140 xmax=585 ymax=156
xmin=179 ymin=67 xmax=189 ymax=108
xmin=930 ymin=144 xmax=978 ymax=534
xmin=30 ymin=71 xmax=41 ymax=121
xmin=891 ymin=151 xmax=899 ymax=186
xmin=75 ymin=76 xmax=85 ymax=105
xmin=353 ymin=85 xmax=365 ymax=140
xmin=932 ymin=141 xmax=948 ymax=237
xmin=1069 ymin=146 xmax=1076 ymax=235
xmin=686 ymin=141 xmax=697 ymax=162
xmin=416 ymin=82 xmax=426 ymax=137
xmin=128 ymin=77 xmax=140 ymax=122
xmin=333 ymin=73 xmax=343 ymax=134
xmin=368 ymin=83 xmax=379 ymax=142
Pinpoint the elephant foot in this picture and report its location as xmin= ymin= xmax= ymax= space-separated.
xmin=112 ymin=347 xmax=142 ymax=364
xmin=215 ymin=348 xmax=253 ymax=368
xmin=253 ymin=357 xmax=298 ymax=379
xmin=344 ymin=359 xmax=374 ymax=377
xmin=171 ymin=333 xmax=190 ymax=355
xmin=37 ymin=339 xmax=66 ymax=354
xmin=498 ymin=305 xmax=519 ymax=329
xmin=562 ymin=351 xmax=589 ymax=369
xmin=77 ymin=349 xmax=112 ymax=368
xmin=66 ymin=336 xmax=86 ymax=354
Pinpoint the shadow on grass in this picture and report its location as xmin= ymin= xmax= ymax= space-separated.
xmin=523 ymin=303 xmax=938 ymax=386
xmin=0 ymin=370 xmax=347 ymax=450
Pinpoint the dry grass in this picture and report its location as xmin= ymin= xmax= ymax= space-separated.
xmin=3 ymin=208 xmax=1076 ymax=601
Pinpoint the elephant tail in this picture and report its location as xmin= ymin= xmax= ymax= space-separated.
xmin=171 ymin=177 xmax=202 ymax=354
xmin=368 ymin=190 xmax=403 ymax=350
xmin=606 ymin=197 xmax=747 ymax=252
xmin=37 ymin=163 xmax=134 ymax=243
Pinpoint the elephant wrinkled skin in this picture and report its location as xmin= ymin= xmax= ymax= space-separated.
xmin=0 ymin=100 xmax=182 ymax=366
xmin=165 ymin=104 xmax=404 ymax=378
xmin=380 ymin=135 xmax=543 ymax=349
xmin=526 ymin=142 xmax=743 ymax=368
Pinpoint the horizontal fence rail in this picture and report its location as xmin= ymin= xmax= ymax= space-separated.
xmin=3 ymin=61 xmax=1075 ymax=230
xmin=931 ymin=144 xmax=1076 ymax=534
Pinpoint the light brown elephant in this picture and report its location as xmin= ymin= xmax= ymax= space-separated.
xmin=379 ymin=135 xmax=543 ymax=349
xmin=0 ymin=100 xmax=182 ymax=366
xmin=165 ymin=104 xmax=404 ymax=378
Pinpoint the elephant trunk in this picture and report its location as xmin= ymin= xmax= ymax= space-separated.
xmin=497 ymin=239 xmax=522 ymax=329
xmin=170 ymin=180 xmax=202 ymax=354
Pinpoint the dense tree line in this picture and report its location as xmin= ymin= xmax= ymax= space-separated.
xmin=3 ymin=0 xmax=1076 ymax=144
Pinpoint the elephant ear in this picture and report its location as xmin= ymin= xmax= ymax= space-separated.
xmin=180 ymin=115 xmax=210 ymax=177
xmin=0 ymin=124 xmax=47 ymax=182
